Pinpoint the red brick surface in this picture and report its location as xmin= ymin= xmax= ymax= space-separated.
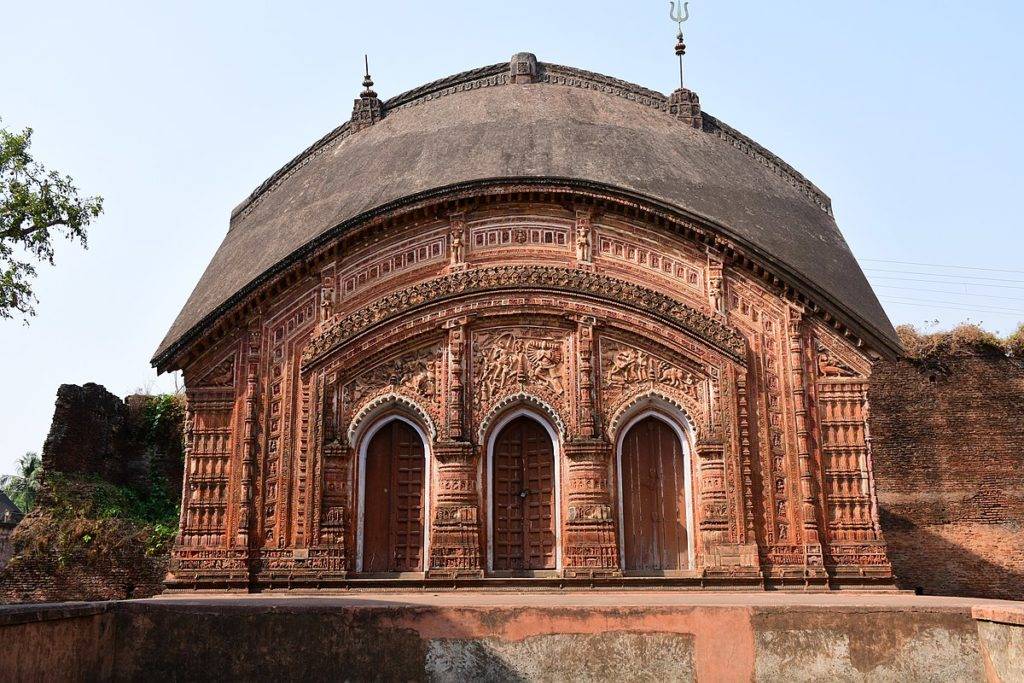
xmin=870 ymin=351 xmax=1024 ymax=600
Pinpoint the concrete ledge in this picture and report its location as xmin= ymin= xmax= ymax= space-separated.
xmin=0 ymin=600 xmax=112 ymax=627
xmin=973 ymin=604 xmax=1024 ymax=626
xmin=1 ymin=593 xmax=1021 ymax=681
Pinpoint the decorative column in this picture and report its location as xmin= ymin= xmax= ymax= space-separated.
xmin=312 ymin=373 xmax=349 ymax=575
xmin=787 ymin=306 xmax=826 ymax=572
xmin=237 ymin=319 xmax=261 ymax=552
xmin=428 ymin=318 xmax=483 ymax=577
xmin=428 ymin=441 xmax=482 ymax=578
xmin=562 ymin=441 xmax=619 ymax=577
xmin=695 ymin=435 xmax=730 ymax=559
xmin=561 ymin=316 xmax=619 ymax=577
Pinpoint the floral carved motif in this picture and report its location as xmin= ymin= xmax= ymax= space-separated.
xmin=303 ymin=266 xmax=746 ymax=367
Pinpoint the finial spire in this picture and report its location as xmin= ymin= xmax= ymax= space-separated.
xmin=361 ymin=54 xmax=377 ymax=99
xmin=666 ymin=2 xmax=702 ymax=129
xmin=351 ymin=54 xmax=384 ymax=128
xmin=669 ymin=1 xmax=690 ymax=89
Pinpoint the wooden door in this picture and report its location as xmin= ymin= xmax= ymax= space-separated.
xmin=362 ymin=420 xmax=425 ymax=572
xmin=492 ymin=417 xmax=556 ymax=571
xmin=621 ymin=417 xmax=688 ymax=571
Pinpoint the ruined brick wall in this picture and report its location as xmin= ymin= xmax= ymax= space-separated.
xmin=0 ymin=384 xmax=183 ymax=604
xmin=870 ymin=351 xmax=1024 ymax=600
xmin=0 ymin=536 xmax=166 ymax=604
xmin=0 ymin=525 xmax=15 ymax=571
xmin=41 ymin=384 xmax=184 ymax=500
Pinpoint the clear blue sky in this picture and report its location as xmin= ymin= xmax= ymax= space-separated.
xmin=2 ymin=1 xmax=1022 ymax=475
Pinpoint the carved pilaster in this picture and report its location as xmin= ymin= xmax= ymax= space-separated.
xmin=428 ymin=441 xmax=483 ymax=577
xmin=736 ymin=373 xmax=755 ymax=544
xmin=696 ymin=437 xmax=729 ymax=557
xmin=444 ymin=318 xmax=469 ymax=440
xmin=237 ymin=320 xmax=261 ymax=551
xmin=576 ymin=316 xmax=598 ymax=439
xmin=562 ymin=441 xmax=620 ymax=577
xmin=787 ymin=306 xmax=825 ymax=570
xmin=313 ymin=373 xmax=350 ymax=575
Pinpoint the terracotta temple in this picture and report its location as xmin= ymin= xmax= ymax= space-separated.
xmin=153 ymin=53 xmax=900 ymax=590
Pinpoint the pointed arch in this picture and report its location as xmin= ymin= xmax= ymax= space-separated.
xmin=477 ymin=392 xmax=566 ymax=444
xmin=355 ymin=414 xmax=431 ymax=573
xmin=347 ymin=392 xmax=437 ymax=448
xmin=607 ymin=390 xmax=700 ymax=443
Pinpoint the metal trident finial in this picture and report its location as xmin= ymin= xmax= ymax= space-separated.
xmin=670 ymin=1 xmax=690 ymax=34
xmin=669 ymin=2 xmax=691 ymax=89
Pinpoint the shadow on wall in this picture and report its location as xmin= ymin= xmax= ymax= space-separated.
xmin=881 ymin=509 xmax=1024 ymax=601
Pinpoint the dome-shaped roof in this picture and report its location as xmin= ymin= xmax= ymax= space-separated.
xmin=154 ymin=57 xmax=898 ymax=365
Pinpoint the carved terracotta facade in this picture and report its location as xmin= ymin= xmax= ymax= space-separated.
xmin=165 ymin=192 xmax=893 ymax=589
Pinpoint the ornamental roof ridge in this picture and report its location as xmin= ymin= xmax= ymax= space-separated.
xmin=229 ymin=56 xmax=831 ymax=225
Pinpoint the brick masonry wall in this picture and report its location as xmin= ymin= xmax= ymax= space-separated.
xmin=0 ymin=550 xmax=166 ymax=604
xmin=869 ymin=351 xmax=1024 ymax=600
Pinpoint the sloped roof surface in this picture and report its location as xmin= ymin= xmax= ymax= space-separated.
xmin=155 ymin=59 xmax=897 ymax=363
xmin=0 ymin=490 xmax=22 ymax=526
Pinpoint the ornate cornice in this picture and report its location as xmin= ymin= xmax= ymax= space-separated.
xmin=302 ymin=265 xmax=747 ymax=368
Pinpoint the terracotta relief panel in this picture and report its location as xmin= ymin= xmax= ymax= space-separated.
xmin=594 ymin=222 xmax=705 ymax=299
xmin=598 ymin=335 xmax=708 ymax=429
xmin=471 ymin=325 xmax=571 ymax=424
xmin=341 ymin=342 xmax=444 ymax=426
xmin=337 ymin=226 xmax=448 ymax=304
xmin=468 ymin=215 xmax=572 ymax=258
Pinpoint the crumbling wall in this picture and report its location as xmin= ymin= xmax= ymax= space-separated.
xmin=870 ymin=350 xmax=1024 ymax=600
xmin=0 ymin=384 xmax=183 ymax=604
xmin=41 ymin=383 xmax=184 ymax=501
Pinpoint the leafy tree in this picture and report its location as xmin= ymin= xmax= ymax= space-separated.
xmin=1 ymin=451 xmax=43 ymax=512
xmin=1 ymin=119 xmax=103 ymax=320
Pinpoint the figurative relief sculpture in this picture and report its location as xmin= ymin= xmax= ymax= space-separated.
xmin=476 ymin=331 xmax=566 ymax=404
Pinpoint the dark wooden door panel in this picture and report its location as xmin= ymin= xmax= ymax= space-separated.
xmin=622 ymin=417 xmax=687 ymax=571
xmin=493 ymin=417 xmax=556 ymax=571
xmin=363 ymin=421 xmax=425 ymax=572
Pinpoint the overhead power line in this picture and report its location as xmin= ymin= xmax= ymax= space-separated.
xmin=862 ymin=259 xmax=1024 ymax=275
xmin=864 ymin=268 xmax=1024 ymax=285
xmin=879 ymin=296 xmax=1024 ymax=316
xmin=868 ymin=276 xmax=1024 ymax=291
xmin=874 ymin=285 xmax=1024 ymax=303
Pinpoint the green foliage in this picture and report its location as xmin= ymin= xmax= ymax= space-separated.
xmin=0 ymin=119 xmax=103 ymax=320
xmin=1007 ymin=323 xmax=1024 ymax=360
xmin=0 ymin=451 xmax=42 ymax=512
xmin=40 ymin=472 xmax=179 ymax=558
xmin=141 ymin=393 xmax=186 ymax=464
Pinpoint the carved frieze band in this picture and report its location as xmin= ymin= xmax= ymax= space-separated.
xmin=303 ymin=266 xmax=747 ymax=367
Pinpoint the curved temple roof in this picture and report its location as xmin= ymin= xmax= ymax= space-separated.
xmin=154 ymin=56 xmax=898 ymax=366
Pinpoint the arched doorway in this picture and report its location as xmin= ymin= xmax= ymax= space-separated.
xmin=619 ymin=415 xmax=691 ymax=571
xmin=359 ymin=418 xmax=427 ymax=573
xmin=490 ymin=415 xmax=558 ymax=571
